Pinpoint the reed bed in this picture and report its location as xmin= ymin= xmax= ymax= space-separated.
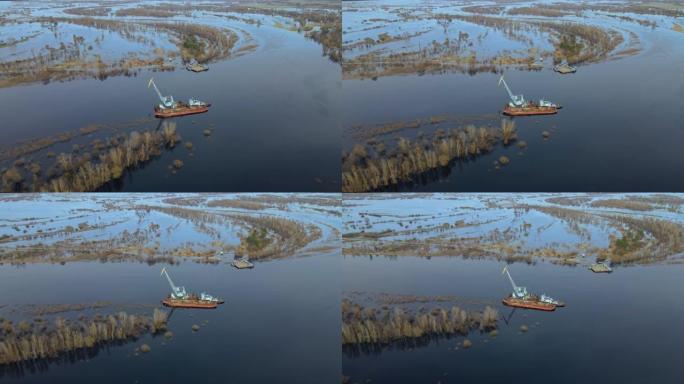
xmin=1 ymin=2 xmax=340 ymax=91
xmin=500 ymin=119 xmax=516 ymax=146
xmin=43 ymin=129 xmax=179 ymax=192
xmin=0 ymin=17 xmax=236 ymax=88
xmin=629 ymin=195 xmax=684 ymax=211
xmin=540 ymin=21 xmax=624 ymax=64
xmin=115 ymin=7 xmax=178 ymax=18
xmin=549 ymin=2 xmax=683 ymax=18
xmin=207 ymin=199 xmax=267 ymax=210
xmin=140 ymin=1 xmax=341 ymax=62
xmin=343 ymin=30 xmax=430 ymax=51
xmin=233 ymin=4 xmax=340 ymax=62
xmin=0 ymin=118 xmax=152 ymax=165
xmin=461 ymin=5 xmax=504 ymax=15
xmin=342 ymin=124 xmax=506 ymax=192
xmin=0 ymin=204 xmax=221 ymax=264
xmin=602 ymin=215 xmax=684 ymax=264
xmin=236 ymin=194 xmax=341 ymax=208
xmin=343 ymin=7 xmax=638 ymax=79
xmin=545 ymin=196 xmax=593 ymax=206
xmin=590 ymin=199 xmax=654 ymax=212
xmin=23 ymin=302 xmax=110 ymax=316
xmin=0 ymin=27 xmax=172 ymax=89
xmin=60 ymin=17 xmax=238 ymax=64
xmin=508 ymin=6 xmax=570 ymax=18
xmin=450 ymin=14 xmax=623 ymax=64
xmin=341 ymin=299 xmax=498 ymax=345
xmin=63 ymin=6 xmax=111 ymax=17
xmin=234 ymin=214 xmax=321 ymax=259
xmin=343 ymin=196 xmax=684 ymax=266
xmin=0 ymin=309 xmax=167 ymax=365
xmin=343 ymin=47 xmax=534 ymax=80
xmin=0 ymin=192 xmax=333 ymax=265
xmin=304 ymin=9 xmax=341 ymax=62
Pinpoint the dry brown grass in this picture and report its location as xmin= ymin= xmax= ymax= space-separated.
xmin=171 ymin=1 xmax=341 ymax=62
xmin=343 ymin=8 xmax=638 ymax=79
xmin=590 ymin=199 xmax=654 ymax=212
xmin=600 ymin=215 xmax=684 ymax=264
xmin=342 ymin=125 xmax=501 ymax=192
xmin=508 ymin=6 xmax=569 ymax=17
xmin=341 ymin=299 xmax=498 ymax=345
xmin=63 ymin=6 xmax=111 ymax=17
xmin=343 ymin=198 xmax=684 ymax=266
xmin=115 ymin=7 xmax=177 ymax=18
xmin=500 ymin=119 xmax=516 ymax=146
xmin=22 ymin=302 xmax=110 ymax=316
xmin=207 ymin=199 xmax=266 ymax=210
xmin=462 ymin=5 xmax=504 ymax=15
xmin=0 ymin=17 xmax=237 ymax=88
xmin=44 ymin=130 xmax=177 ymax=192
xmin=0 ymin=309 xmax=167 ymax=365
xmin=234 ymin=214 xmax=321 ymax=259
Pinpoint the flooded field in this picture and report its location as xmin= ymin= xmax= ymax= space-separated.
xmin=342 ymin=193 xmax=684 ymax=383
xmin=0 ymin=1 xmax=341 ymax=192
xmin=341 ymin=0 xmax=684 ymax=192
xmin=0 ymin=193 xmax=341 ymax=383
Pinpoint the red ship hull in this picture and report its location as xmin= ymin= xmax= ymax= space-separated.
xmin=502 ymin=297 xmax=556 ymax=311
xmin=154 ymin=104 xmax=210 ymax=118
xmin=162 ymin=298 xmax=218 ymax=309
xmin=502 ymin=105 xmax=558 ymax=116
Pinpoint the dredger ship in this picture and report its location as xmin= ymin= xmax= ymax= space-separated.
xmin=501 ymin=266 xmax=564 ymax=311
xmin=160 ymin=268 xmax=224 ymax=309
xmin=498 ymin=75 xmax=560 ymax=116
xmin=148 ymin=78 xmax=211 ymax=118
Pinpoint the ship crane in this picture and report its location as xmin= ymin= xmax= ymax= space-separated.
xmin=160 ymin=267 xmax=223 ymax=304
xmin=498 ymin=75 xmax=525 ymax=107
xmin=502 ymin=265 xmax=528 ymax=298
xmin=161 ymin=267 xmax=188 ymax=299
xmin=148 ymin=78 xmax=175 ymax=109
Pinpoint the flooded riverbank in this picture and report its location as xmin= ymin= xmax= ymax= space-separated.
xmin=343 ymin=193 xmax=684 ymax=266
xmin=0 ymin=193 xmax=341 ymax=383
xmin=342 ymin=193 xmax=684 ymax=383
xmin=0 ymin=1 xmax=341 ymax=192
xmin=342 ymin=256 xmax=684 ymax=384
xmin=342 ymin=0 xmax=684 ymax=192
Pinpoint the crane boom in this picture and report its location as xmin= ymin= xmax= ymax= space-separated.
xmin=161 ymin=267 xmax=176 ymax=291
xmin=148 ymin=78 xmax=164 ymax=103
xmin=161 ymin=267 xmax=187 ymax=298
xmin=148 ymin=78 xmax=174 ymax=108
xmin=498 ymin=75 xmax=525 ymax=106
xmin=502 ymin=265 xmax=528 ymax=298
xmin=498 ymin=76 xmax=514 ymax=100
xmin=501 ymin=265 xmax=517 ymax=291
